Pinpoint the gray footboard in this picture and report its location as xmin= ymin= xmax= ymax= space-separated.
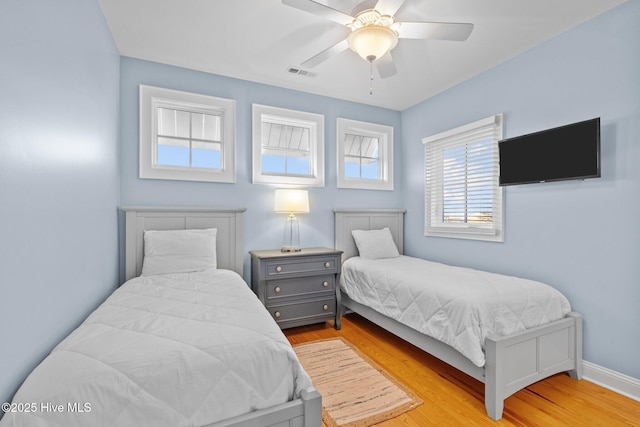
xmin=484 ymin=312 xmax=583 ymax=420
xmin=342 ymin=293 xmax=583 ymax=421
xmin=208 ymin=387 xmax=322 ymax=427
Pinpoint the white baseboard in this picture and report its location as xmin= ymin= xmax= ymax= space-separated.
xmin=583 ymin=361 xmax=640 ymax=402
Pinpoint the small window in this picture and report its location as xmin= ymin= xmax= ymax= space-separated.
xmin=423 ymin=115 xmax=504 ymax=242
xmin=337 ymin=118 xmax=393 ymax=191
xmin=252 ymin=104 xmax=324 ymax=186
xmin=139 ymin=85 xmax=235 ymax=183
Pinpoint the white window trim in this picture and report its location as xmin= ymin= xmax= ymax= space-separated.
xmin=336 ymin=118 xmax=393 ymax=191
xmin=423 ymin=114 xmax=504 ymax=242
xmin=139 ymin=85 xmax=235 ymax=183
xmin=252 ymin=104 xmax=324 ymax=187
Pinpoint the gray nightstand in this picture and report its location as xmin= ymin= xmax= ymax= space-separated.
xmin=250 ymin=247 xmax=343 ymax=330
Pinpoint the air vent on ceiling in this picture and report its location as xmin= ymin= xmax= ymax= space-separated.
xmin=287 ymin=66 xmax=315 ymax=77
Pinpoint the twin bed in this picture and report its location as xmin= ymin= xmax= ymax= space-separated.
xmin=2 ymin=206 xmax=582 ymax=425
xmin=1 ymin=207 xmax=321 ymax=427
xmin=334 ymin=209 xmax=583 ymax=421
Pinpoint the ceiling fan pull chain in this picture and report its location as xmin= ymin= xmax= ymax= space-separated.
xmin=369 ymin=58 xmax=374 ymax=95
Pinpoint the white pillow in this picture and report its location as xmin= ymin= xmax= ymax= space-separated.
xmin=351 ymin=228 xmax=400 ymax=260
xmin=141 ymin=228 xmax=217 ymax=276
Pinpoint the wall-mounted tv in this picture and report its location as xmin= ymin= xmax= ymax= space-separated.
xmin=499 ymin=118 xmax=601 ymax=186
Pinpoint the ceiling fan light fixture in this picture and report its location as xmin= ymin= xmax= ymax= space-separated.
xmin=348 ymin=25 xmax=398 ymax=61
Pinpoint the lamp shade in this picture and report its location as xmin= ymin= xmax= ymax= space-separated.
xmin=348 ymin=25 xmax=398 ymax=61
xmin=274 ymin=189 xmax=310 ymax=213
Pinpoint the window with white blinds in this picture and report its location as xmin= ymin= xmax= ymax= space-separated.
xmin=139 ymin=85 xmax=235 ymax=183
xmin=252 ymin=104 xmax=324 ymax=186
xmin=423 ymin=114 xmax=504 ymax=242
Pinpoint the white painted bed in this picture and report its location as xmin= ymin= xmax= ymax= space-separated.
xmin=124 ymin=207 xmax=322 ymax=427
xmin=334 ymin=208 xmax=583 ymax=421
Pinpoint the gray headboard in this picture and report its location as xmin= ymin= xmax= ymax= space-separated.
xmin=334 ymin=209 xmax=406 ymax=263
xmin=122 ymin=206 xmax=246 ymax=281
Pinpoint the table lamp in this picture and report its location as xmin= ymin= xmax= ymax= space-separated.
xmin=274 ymin=189 xmax=309 ymax=252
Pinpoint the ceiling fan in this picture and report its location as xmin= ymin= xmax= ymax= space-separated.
xmin=282 ymin=0 xmax=474 ymax=79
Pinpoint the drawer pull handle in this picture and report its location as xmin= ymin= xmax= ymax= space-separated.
xmin=274 ymin=286 xmax=281 ymax=293
xmin=323 ymin=305 xmax=329 ymax=311
xmin=275 ymin=266 xmax=282 ymax=272
xmin=322 ymin=281 xmax=329 ymax=287
xmin=274 ymin=311 xmax=281 ymax=318
xmin=324 ymin=262 xmax=331 ymax=268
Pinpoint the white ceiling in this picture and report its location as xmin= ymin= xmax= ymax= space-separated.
xmin=98 ymin=0 xmax=626 ymax=111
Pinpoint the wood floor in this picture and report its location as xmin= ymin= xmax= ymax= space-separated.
xmin=284 ymin=314 xmax=640 ymax=427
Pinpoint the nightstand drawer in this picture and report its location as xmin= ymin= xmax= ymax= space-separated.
xmin=266 ymin=275 xmax=335 ymax=300
xmin=268 ymin=298 xmax=336 ymax=323
xmin=266 ymin=257 xmax=339 ymax=277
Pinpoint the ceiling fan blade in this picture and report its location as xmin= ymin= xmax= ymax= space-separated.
xmin=282 ymin=0 xmax=354 ymax=26
xmin=376 ymin=51 xmax=397 ymax=79
xmin=397 ymin=22 xmax=474 ymax=41
xmin=301 ymin=39 xmax=349 ymax=68
xmin=351 ymin=0 xmax=377 ymax=16
xmin=374 ymin=0 xmax=406 ymax=17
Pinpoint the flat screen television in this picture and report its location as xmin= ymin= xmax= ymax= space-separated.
xmin=499 ymin=117 xmax=601 ymax=186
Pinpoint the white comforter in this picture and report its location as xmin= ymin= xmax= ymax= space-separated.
xmin=1 ymin=269 xmax=312 ymax=427
xmin=341 ymin=256 xmax=571 ymax=367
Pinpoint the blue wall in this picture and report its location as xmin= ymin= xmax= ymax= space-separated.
xmin=118 ymin=57 xmax=403 ymax=281
xmin=0 ymin=0 xmax=121 ymax=406
xmin=401 ymin=1 xmax=640 ymax=379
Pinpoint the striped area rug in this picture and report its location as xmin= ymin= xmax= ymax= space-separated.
xmin=293 ymin=337 xmax=423 ymax=427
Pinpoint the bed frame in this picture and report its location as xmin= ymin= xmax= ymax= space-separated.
xmin=334 ymin=208 xmax=583 ymax=421
xmin=122 ymin=206 xmax=322 ymax=427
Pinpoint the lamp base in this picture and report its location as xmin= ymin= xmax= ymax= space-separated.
xmin=281 ymin=213 xmax=301 ymax=253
